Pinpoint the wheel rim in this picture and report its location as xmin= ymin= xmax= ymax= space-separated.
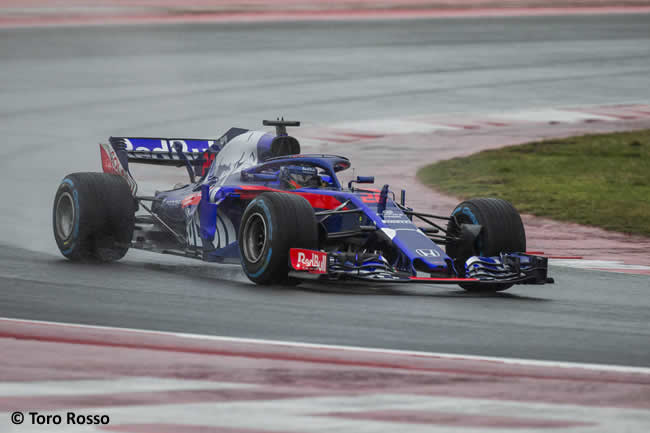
xmin=55 ymin=192 xmax=75 ymax=240
xmin=242 ymin=212 xmax=267 ymax=263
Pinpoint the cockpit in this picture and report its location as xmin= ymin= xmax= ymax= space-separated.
xmin=240 ymin=154 xmax=351 ymax=190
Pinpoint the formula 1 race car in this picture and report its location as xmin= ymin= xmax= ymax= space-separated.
xmin=53 ymin=120 xmax=553 ymax=292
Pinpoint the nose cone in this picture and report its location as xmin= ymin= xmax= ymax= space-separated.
xmin=380 ymin=227 xmax=449 ymax=273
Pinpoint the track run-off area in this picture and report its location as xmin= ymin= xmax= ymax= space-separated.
xmin=1 ymin=10 xmax=650 ymax=432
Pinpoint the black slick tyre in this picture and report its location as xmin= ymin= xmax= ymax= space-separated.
xmin=446 ymin=197 xmax=526 ymax=292
xmin=53 ymin=172 xmax=136 ymax=262
xmin=239 ymin=192 xmax=318 ymax=285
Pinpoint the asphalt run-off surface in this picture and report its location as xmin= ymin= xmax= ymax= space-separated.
xmin=2 ymin=1 xmax=650 ymax=27
xmin=1 ymin=318 xmax=650 ymax=432
xmin=0 ymin=13 xmax=649 ymax=370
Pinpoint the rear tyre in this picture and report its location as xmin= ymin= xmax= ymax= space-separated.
xmin=53 ymin=172 xmax=136 ymax=262
xmin=446 ymin=197 xmax=526 ymax=292
xmin=239 ymin=192 xmax=318 ymax=285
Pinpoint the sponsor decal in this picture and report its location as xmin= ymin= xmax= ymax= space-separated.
xmin=290 ymin=248 xmax=328 ymax=274
xmin=293 ymin=166 xmax=317 ymax=174
xmin=120 ymin=138 xmax=214 ymax=154
xmin=181 ymin=193 xmax=202 ymax=208
xmin=416 ymin=249 xmax=441 ymax=257
xmin=201 ymin=150 xmax=216 ymax=177
xmin=381 ymin=209 xmax=411 ymax=225
xmin=99 ymin=142 xmax=137 ymax=195
xmin=360 ymin=192 xmax=380 ymax=203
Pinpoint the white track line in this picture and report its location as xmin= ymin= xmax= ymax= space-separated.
xmin=332 ymin=119 xmax=459 ymax=135
xmin=2 ymin=317 xmax=649 ymax=374
xmin=550 ymin=259 xmax=650 ymax=271
xmin=489 ymin=109 xmax=616 ymax=123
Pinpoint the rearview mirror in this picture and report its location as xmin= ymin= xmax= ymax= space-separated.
xmin=348 ymin=176 xmax=375 ymax=189
xmin=356 ymin=176 xmax=374 ymax=184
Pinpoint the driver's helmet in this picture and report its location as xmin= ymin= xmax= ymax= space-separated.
xmin=279 ymin=165 xmax=322 ymax=189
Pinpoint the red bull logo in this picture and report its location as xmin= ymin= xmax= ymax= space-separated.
xmin=290 ymin=249 xmax=328 ymax=274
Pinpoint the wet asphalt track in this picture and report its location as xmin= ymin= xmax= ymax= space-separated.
xmin=1 ymin=14 xmax=649 ymax=366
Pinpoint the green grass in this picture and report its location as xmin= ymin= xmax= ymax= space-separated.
xmin=416 ymin=130 xmax=650 ymax=237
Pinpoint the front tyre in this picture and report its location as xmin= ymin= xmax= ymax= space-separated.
xmin=239 ymin=192 xmax=318 ymax=285
xmin=53 ymin=172 xmax=136 ymax=262
xmin=446 ymin=197 xmax=526 ymax=292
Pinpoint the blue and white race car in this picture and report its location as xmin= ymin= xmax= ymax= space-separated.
xmin=53 ymin=120 xmax=552 ymax=292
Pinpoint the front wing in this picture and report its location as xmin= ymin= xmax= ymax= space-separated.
xmin=289 ymin=248 xmax=553 ymax=285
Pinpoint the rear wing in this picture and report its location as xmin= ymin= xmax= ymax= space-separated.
xmin=99 ymin=127 xmax=248 ymax=195
xmin=109 ymin=137 xmax=216 ymax=167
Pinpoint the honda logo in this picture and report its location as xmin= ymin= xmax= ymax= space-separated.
xmin=416 ymin=249 xmax=440 ymax=257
